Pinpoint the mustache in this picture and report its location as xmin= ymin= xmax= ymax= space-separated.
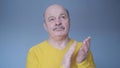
xmin=53 ymin=26 xmax=65 ymax=31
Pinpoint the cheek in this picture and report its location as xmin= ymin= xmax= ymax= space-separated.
xmin=47 ymin=23 xmax=55 ymax=31
xmin=64 ymin=22 xmax=70 ymax=29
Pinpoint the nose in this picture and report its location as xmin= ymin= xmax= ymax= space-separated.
xmin=55 ymin=19 xmax=62 ymax=26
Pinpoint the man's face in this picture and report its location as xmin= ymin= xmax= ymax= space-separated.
xmin=44 ymin=5 xmax=70 ymax=37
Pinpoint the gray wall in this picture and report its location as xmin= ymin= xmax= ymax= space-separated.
xmin=0 ymin=0 xmax=120 ymax=68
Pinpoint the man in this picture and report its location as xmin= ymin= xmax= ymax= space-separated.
xmin=26 ymin=4 xmax=95 ymax=68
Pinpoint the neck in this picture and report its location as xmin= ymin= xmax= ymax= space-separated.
xmin=48 ymin=36 xmax=70 ymax=49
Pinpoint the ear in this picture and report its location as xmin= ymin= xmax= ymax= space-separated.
xmin=43 ymin=22 xmax=48 ymax=31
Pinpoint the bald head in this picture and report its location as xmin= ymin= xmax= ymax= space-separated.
xmin=44 ymin=4 xmax=70 ymax=22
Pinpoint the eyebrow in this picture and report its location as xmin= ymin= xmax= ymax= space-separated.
xmin=60 ymin=13 xmax=67 ymax=17
xmin=46 ymin=12 xmax=68 ymax=20
xmin=60 ymin=13 xmax=65 ymax=15
xmin=48 ymin=16 xmax=55 ymax=19
xmin=60 ymin=12 xmax=69 ymax=17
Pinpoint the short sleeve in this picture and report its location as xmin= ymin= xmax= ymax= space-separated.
xmin=26 ymin=48 xmax=38 ymax=68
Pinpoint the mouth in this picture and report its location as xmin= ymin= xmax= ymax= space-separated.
xmin=55 ymin=28 xmax=64 ymax=31
xmin=53 ymin=26 xmax=65 ymax=31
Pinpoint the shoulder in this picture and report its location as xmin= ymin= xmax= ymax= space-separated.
xmin=28 ymin=40 xmax=47 ymax=53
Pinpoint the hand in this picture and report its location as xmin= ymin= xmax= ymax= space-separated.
xmin=76 ymin=36 xmax=91 ymax=63
xmin=62 ymin=41 xmax=77 ymax=68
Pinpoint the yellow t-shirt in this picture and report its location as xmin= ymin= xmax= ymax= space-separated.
xmin=26 ymin=39 xmax=95 ymax=68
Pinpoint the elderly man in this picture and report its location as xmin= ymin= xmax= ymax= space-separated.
xmin=26 ymin=4 xmax=95 ymax=68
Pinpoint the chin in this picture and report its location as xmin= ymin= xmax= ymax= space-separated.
xmin=54 ymin=33 xmax=67 ymax=37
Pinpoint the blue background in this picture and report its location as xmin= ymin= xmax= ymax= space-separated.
xmin=0 ymin=0 xmax=120 ymax=68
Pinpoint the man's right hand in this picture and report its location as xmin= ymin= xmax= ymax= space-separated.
xmin=62 ymin=41 xmax=77 ymax=68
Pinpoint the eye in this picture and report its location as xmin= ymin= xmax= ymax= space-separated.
xmin=50 ymin=18 xmax=55 ymax=21
xmin=60 ymin=14 xmax=67 ymax=19
xmin=48 ymin=17 xmax=55 ymax=22
xmin=62 ymin=15 xmax=65 ymax=18
xmin=61 ymin=15 xmax=66 ymax=19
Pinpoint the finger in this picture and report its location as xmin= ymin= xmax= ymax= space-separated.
xmin=78 ymin=43 xmax=87 ymax=57
xmin=76 ymin=49 xmax=84 ymax=61
xmin=83 ymin=36 xmax=91 ymax=52
xmin=82 ymin=36 xmax=91 ymax=55
xmin=65 ymin=41 xmax=77 ymax=58
xmin=86 ymin=36 xmax=91 ymax=49
xmin=66 ymin=41 xmax=77 ymax=57
xmin=76 ymin=46 xmax=87 ymax=63
xmin=77 ymin=36 xmax=90 ymax=57
xmin=82 ymin=39 xmax=88 ymax=53
xmin=83 ymin=43 xmax=88 ymax=53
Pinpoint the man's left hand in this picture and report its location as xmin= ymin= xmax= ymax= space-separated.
xmin=76 ymin=36 xmax=91 ymax=63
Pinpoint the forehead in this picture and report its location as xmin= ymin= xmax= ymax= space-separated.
xmin=44 ymin=5 xmax=67 ymax=17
